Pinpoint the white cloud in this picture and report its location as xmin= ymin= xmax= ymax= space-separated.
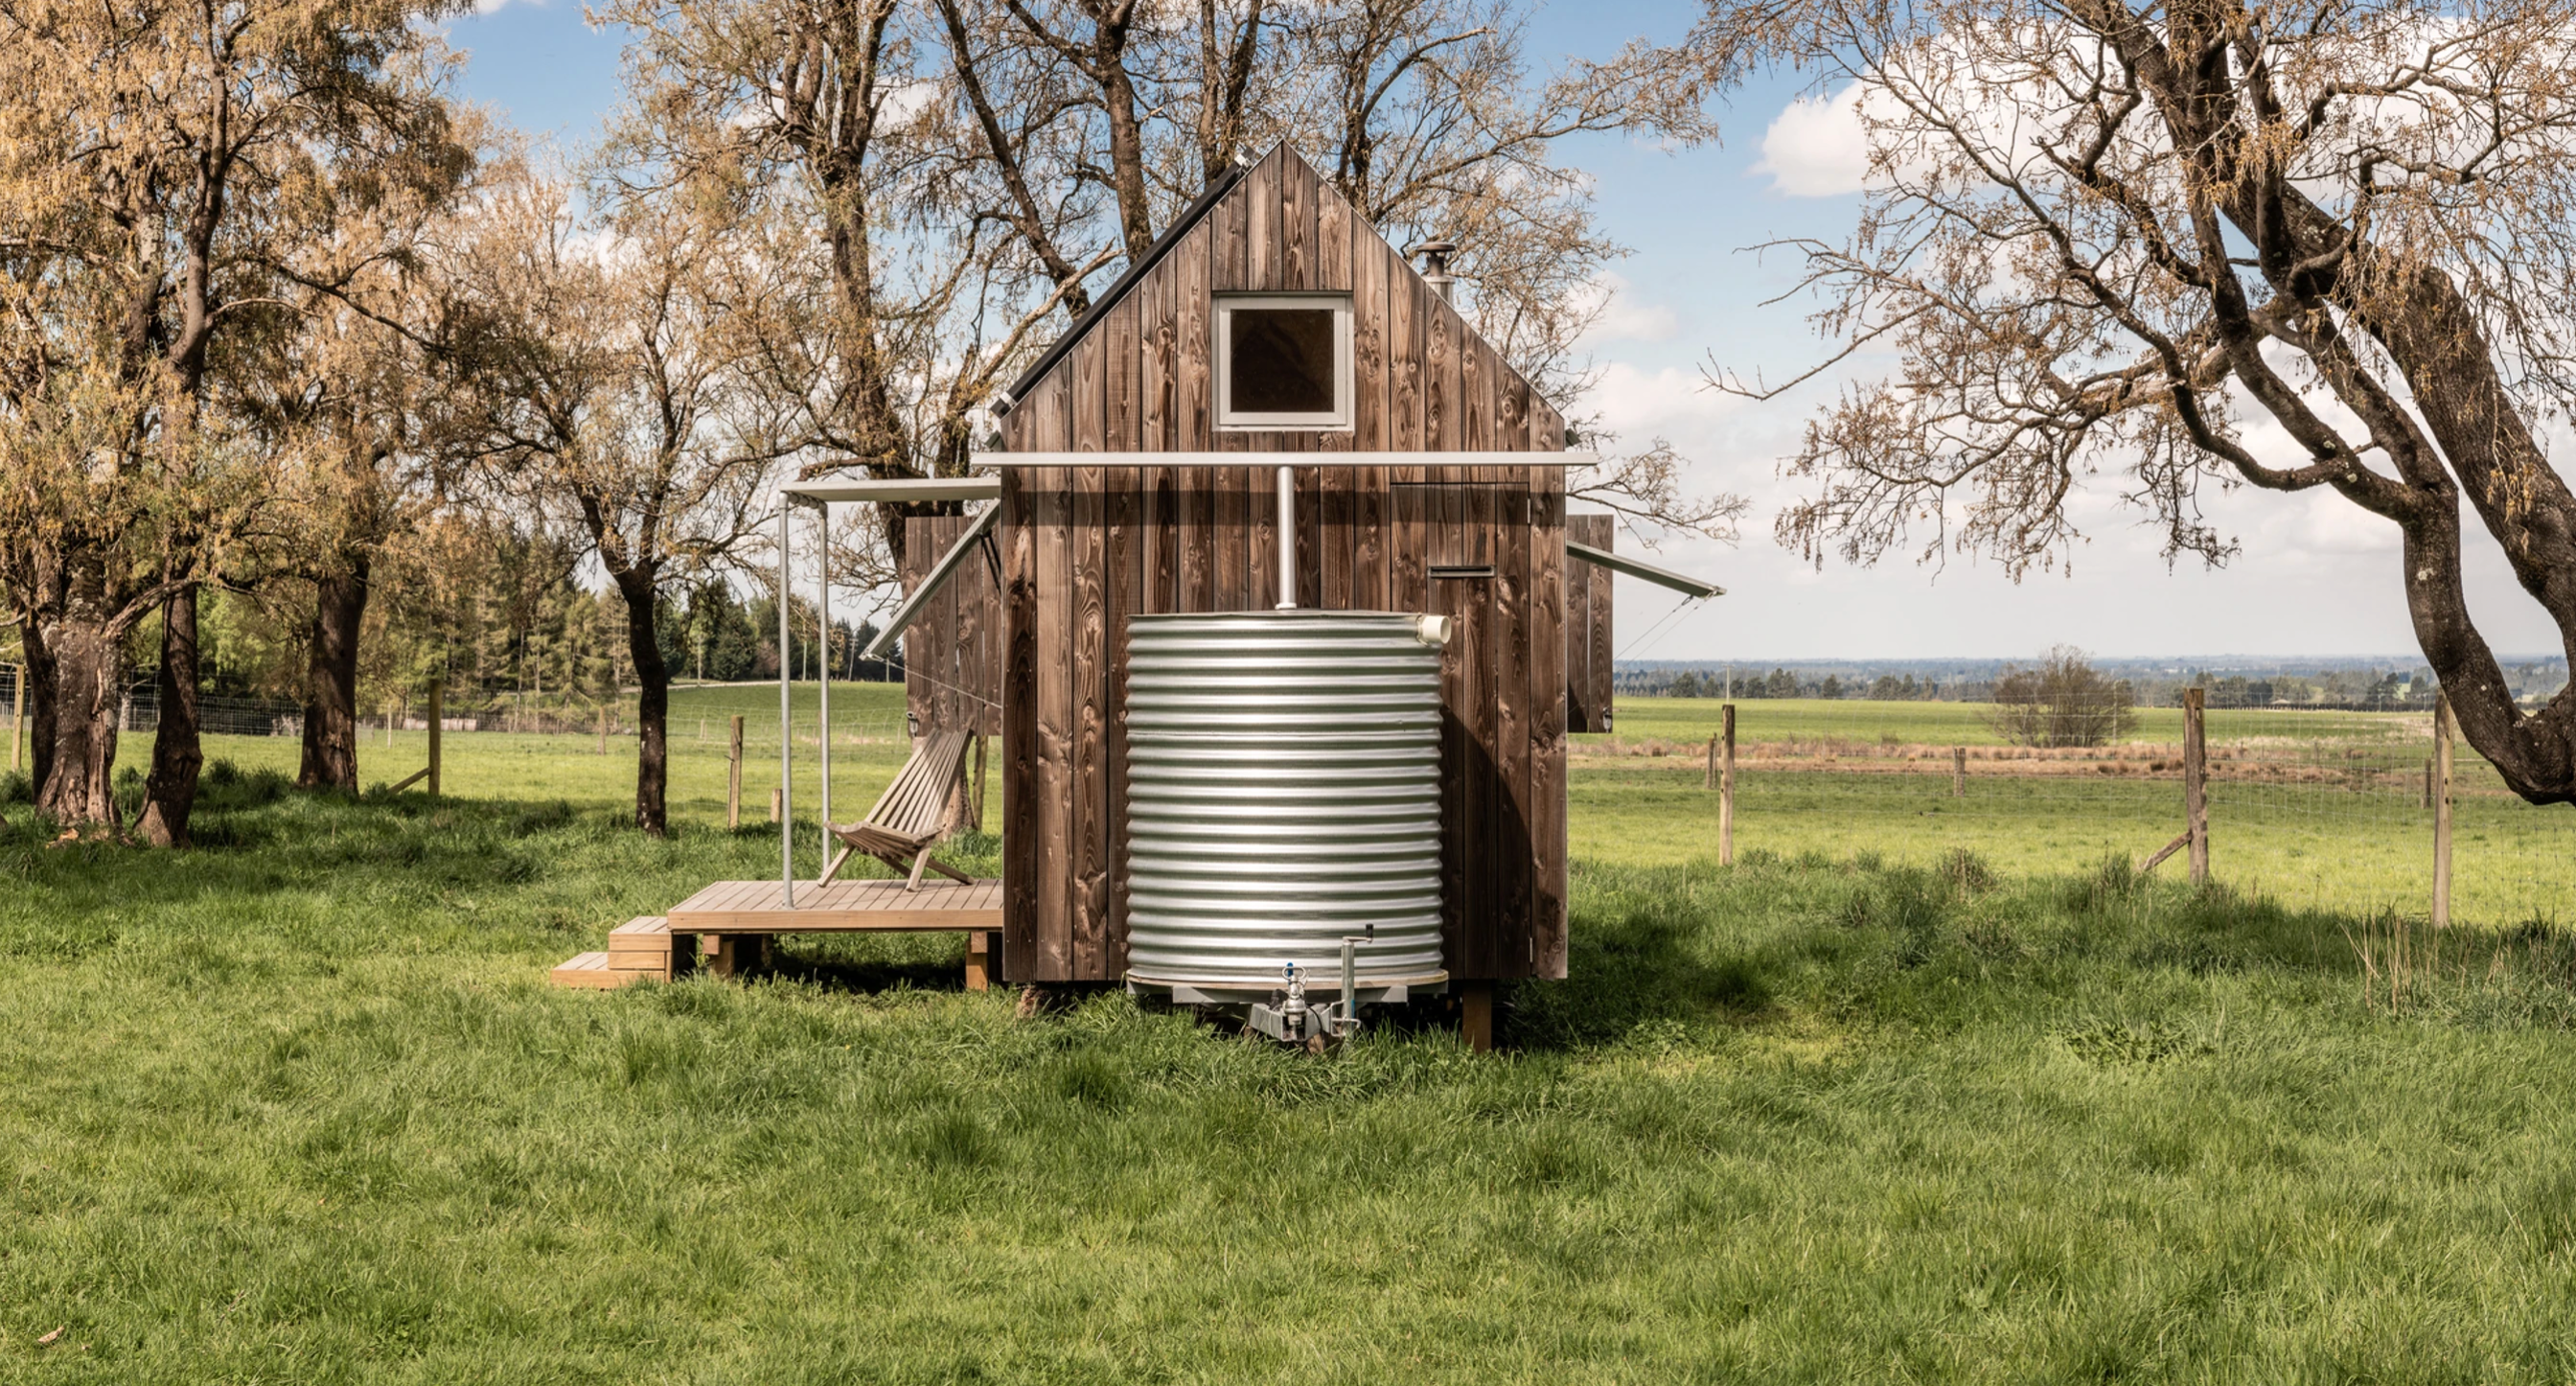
xmin=1576 ymin=272 xmax=1681 ymax=347
xmin=1752 ymin=85 xmax=1871 ymax=197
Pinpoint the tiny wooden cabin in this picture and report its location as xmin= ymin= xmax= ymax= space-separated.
xmin=992 ymin=146 xmax=1572 ymax=987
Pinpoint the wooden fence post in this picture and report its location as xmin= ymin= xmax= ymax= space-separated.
xmin=727 ymin=715 xmax=745 ymax=830
xmin=1952 ymin=746 xmax=1966 ymax=797
xmin=426 ymin=679 xmax=442 ymax=798
xmin=2434 ymin=690 xmax=2453 ymax=928
xmin=1719 ymin=704 xmax=1736 ymax=866
xmin=2184 ymin=687 xmax=2207 ymax=886
xmin=770 ymin=786 xmax=783 ymax=825
xmin=971 ymin=732 xmax=988 ymax=832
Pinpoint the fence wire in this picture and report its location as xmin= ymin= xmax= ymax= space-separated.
xmin=1585 ymin=693 xmax=2573 ymax=927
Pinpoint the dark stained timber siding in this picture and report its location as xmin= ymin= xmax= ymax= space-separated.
xmin=999 ymin=146 xmax=1569 ymax=983
xmin=900 ymin=515 xmax=1002 ymax=737
xmin=1564 ymin=514 xmax=1615 ymax=734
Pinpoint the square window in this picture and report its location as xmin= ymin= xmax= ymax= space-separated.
xmin=1215 ymin=294 xmax=1351 ymax=429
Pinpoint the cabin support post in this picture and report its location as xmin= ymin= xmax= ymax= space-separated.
xmin=1460 ymin=981 xmax=1494 ymax=1054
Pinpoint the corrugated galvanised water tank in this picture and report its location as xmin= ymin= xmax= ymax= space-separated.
xmin=1124 ymin=610 xmax=1448 ymax=989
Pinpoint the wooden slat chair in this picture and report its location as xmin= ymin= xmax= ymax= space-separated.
xmin=820 ymin=729 xmax=978 ymax=890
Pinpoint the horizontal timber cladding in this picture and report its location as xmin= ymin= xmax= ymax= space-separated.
xmin=998 ymin=145 xmax=1570 ymax=984
xmin=1565 ymin=515 xmax=1615 ymax=734
xmin=899 ymin=515 xmax=1002 ymax=737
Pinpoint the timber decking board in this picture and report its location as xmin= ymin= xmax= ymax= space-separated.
xmin=666 ymin=879 xmax=1003 ymax=933
xmin=549 ymin=953 xmax=624 ymax=990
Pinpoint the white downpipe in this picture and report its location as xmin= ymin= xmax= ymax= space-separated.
xmin=1276 ymin=464 xmax=1297 ymax=610
xmin=778 ymin=504 xmax=795 ymax=907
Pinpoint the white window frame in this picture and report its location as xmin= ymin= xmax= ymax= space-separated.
xmin=1213 ymin=293 xmax=1353 ymax=430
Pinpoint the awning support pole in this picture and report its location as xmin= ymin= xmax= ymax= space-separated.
xmin=778 ymin=504 xmax=795 ymax=907
xmin=816 ymin=502 xmax=831 ymax=867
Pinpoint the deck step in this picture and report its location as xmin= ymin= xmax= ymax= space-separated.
xmin=606 ymin=916 xmax=677 ymax=980
xmin=549 ymin=952 xmax=630 ymax=990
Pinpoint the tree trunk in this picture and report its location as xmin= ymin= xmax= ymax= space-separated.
xmin=138 ymin=586 xmax=203 ymax=848
xmin=34 ymin=571 xmax=125 ymax=831
xmin=617 ymin=572 xmax=671 ymax=838
xmin=22 ymin=616 xmax=56 ymax=796
xmin=298 ymin=564 xmax=369 ymax=792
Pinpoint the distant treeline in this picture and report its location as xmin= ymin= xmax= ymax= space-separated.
xmin=1620 ymin=658 xmax=2571 ymax=708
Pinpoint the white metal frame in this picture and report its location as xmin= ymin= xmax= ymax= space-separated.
xmin=978 ymin=450 xmax=1595 ymax=469
xmin=1213 ymin=293 xmax=1352 ymax=430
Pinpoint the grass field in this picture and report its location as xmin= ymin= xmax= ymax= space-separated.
xmin=9 ymin=696 xmax=2576 ymax=1377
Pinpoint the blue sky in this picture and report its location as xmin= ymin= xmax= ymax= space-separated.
xmin=443 ymin=0 xmax=2559 ymax=664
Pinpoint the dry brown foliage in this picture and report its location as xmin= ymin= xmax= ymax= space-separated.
xmin=1699 ymin=0 xmax=2576 ymax=801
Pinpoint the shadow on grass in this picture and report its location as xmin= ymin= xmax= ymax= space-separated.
xmin=1505 ymin=847 xmax=2573 ymax=1052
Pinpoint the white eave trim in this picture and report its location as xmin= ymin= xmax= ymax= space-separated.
xmin=782 ymin=476 xmax=1001 ymax=504
xmin=976 ymin=450 xmax=1596 ymax=469
xmin=1567 ymin=540 xmax=1725 ymax=599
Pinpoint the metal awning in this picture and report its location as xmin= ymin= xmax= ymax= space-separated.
xmin=1568 ymin=540 xmax=1724 ymax=599
xmin=782 ymin=476 xmax=1000 ymax=504
xmin=859 ymin=504 xmax=1001 ymax=661
xmin=975 ymin=450 xmax=1597 ymax=469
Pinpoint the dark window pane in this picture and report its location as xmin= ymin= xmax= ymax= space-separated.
xmin=1229 ymin=308 xmax=1336 ymax=415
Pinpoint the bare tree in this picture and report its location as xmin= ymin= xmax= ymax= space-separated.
xmin=224 ymin=130 xmax=501 ymax=793
xmin=606 ymin=0 xmax=1741 ymax=573
xmin=601 ymin=0 xmax=1102 ymax=570
xmin=1702 ymin=0 xmax=2576 ymax=803
xmin=0 ymin=0 xmax=470 ymax=838
xmin=1989 ymin=646 xmax=2136 ymax=747
xmin=461 ymin=175 xmax=783 ymax=835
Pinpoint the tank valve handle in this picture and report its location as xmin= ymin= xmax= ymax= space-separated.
xmin=1279 ymin=962 xmax=1309 ymax=1036
xmin=1413 ymin=614 xmax=1453 ymax=648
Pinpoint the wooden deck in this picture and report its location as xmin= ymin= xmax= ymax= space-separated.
xmin=665 ymin=878 xmax=1003 ymax=933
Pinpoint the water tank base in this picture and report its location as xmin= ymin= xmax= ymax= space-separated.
xmin=1125 ymin=970 xmax=1449 ymax=1008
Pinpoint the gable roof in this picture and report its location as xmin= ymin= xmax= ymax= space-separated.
xmin=996 ymin=163 xmax=1246 ymax=415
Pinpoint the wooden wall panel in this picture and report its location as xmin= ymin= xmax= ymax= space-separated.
xmin=1563 ymin=514 xmax=1615 ymax=734
xmin=1529 ymin=468 xmax=1569 ymax=977
xmin=998 ymin=144 xmax=1570 ymax=983
xmin=900 ymin=514 xmax=1000 ymax=736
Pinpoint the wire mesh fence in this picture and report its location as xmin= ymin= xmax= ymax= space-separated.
xmin=1586 ymin=693 xmax=2574 ymax=927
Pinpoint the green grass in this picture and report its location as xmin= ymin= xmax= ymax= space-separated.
xmin=7 ymin=696 xmax=2576 ymax=1377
